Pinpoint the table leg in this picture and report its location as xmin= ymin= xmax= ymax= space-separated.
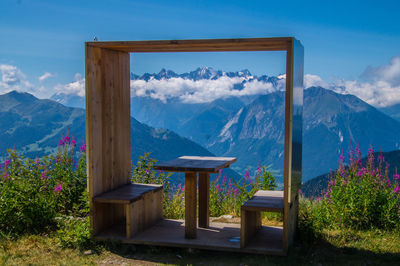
xmin=185 ymin=172 xmax=197 ymax=238
xmin=198 ymin=172 xmax=210 ymax=228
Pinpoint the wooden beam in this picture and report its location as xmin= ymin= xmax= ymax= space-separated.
xmin=86 ymin=37 xmax=293 ymax=53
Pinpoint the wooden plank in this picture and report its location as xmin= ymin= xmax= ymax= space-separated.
xmin=242 ymin=190 xmax=284 ymax=212
xmin=93 ymin=183 xmax=163 ymax=204
xmin=154 ymin=156 xmax=237 ymax=173
xmin=86 ymin=45 xmax=103 ymax=235
xmin=198 ymin=173 xmax=210 ymax=228
xmin=153 ymin=189 xmax=164 ymax=221
xmin=125 ymin=204 xmax=132 ymax=239
xmin=86 ymin=45 xmax=131 ymax=236
xmin=131 ymin=197 xmax=145 ymax=237
xmin=95 ymin=219 xmax=285 ymax=255
xmin=86 ymin=37 xmax=292 ymax=53
xmin=185 ymin=172 xmax=197 ymax=239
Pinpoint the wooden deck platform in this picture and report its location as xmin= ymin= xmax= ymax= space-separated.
xmin=94 ymin=219 xmax=284 ymax=255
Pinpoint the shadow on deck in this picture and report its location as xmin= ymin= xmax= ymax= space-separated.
xmin=94 ymin=219 xmax=284 ymax=255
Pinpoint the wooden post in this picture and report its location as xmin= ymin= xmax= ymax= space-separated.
xmin=185 ymin=172 xmax=197 ymax=238
xmin=86 ymin=44 xmax=131 ymax=236
xmin=283 ymin=38 xmax=304 ymax=253
xmin=198 ymin=173 xmax=210 ymax=228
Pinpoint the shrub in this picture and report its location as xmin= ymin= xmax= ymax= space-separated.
xmin=316 ymin=146 xmax=400 ymax=231
xmin=55 ymin=216 xmax=96 ymax=251
xmin=0 ymin=135 xmax=87 ymax=235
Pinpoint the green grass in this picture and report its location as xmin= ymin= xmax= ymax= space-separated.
xmin=0 ymin=228 xmax=399 ymax=265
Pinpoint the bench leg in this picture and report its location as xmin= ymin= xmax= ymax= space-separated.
xmin=241 ymin=209 xmax=261 ymax=248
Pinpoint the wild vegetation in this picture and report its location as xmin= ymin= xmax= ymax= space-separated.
xmin=0 ymin=136 xmax=399 ymax=264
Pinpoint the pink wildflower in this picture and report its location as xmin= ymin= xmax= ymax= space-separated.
xmin=394 ymin=173 xmax=399 ymax=180
xmin=394 ymin=185 xmax=400 ymax=194
xmin=54 ymin=183 xmax=63 ymax=192
xmin=40 ymin=171 xmax=48 ymax=180
xmin=63 ymin=136 xmax=70 ymax=145
xmin=80 ymin=143 xmax=86 ymax=153
xmin=4 ymin=159 xmax=9 ymax=168
xmin=244 ymin=170 xmax=250 ymax=180
xmin=234 ymin=188 xmax=239 ymax=195
xmin=71 ymin=139 xmax=77 ymax=146
xmin=58 ymin=139 xmax=64 ymax=146
xmin=35 ymin=157 xmax=40 ymax=165
xmin=256 ymin=165 xmax=261 ymax=174
xmin=222 ymin=175 xmax=227 ymax=184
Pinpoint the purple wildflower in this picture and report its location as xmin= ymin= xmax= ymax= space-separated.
xmin=368 ymin=146 xmax=374 ymax=155
xmin=394 ymin=185 xmax=400 ymax=194
xmin=63 ymin=136 xmax=70 ymax=145
xmin=256 ymin=165 xmax=261 ymax=174
xmin=71 ymin=139 xmax=77 ymax=146
xmin=216 ymin=184 xmax=220 ymax=191
xmin=222 ymin=175 xmax=227 ymax=184
xmin=58 ymin=139 xmax=64 ymax=146
xmin=234 ymin=188 xmax=239 ymax=195
xmin=80 ymin=143 xmax=86 ymax=153
xmin=394 ymin=173 xmax=399 ymax=181
xmin=244 ymin=170 xmax=250 ymax=180
xmin=2 ymin=173 xmax=10 ymax=181
xmin=40 ymin=171 xmax=48 ymax=180
xmin=4 ymin=159 xmax=9 ymax=169
xmin=378 ymin=153 xmax=385 ymax=163
xmin=54 ymin=183 xmax=63 ymax=192
xmin=338 ymin=154 xmax=345 ymax=163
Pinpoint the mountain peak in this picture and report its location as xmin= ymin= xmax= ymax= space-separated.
xmin=0 ymin=90 xmax=38 ymax=111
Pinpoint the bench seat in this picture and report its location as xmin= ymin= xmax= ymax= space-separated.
xmin=93 ymin=183 xmax=163 ymax=204
xmin=93 ymin=183 xmax=163 ymax=239
xmin=241 ymin=190 xmax=283 ymax=248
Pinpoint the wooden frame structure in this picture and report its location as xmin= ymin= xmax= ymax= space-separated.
xmin=85 ymin=37 xmax=303 ymax=255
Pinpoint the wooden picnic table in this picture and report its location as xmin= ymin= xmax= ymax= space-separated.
xmin=154 ymin=156 xmax=237 ymax=239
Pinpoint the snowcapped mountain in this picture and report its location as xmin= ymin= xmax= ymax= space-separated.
xmin=206 ymin=87 xmax=400 ymax=181
xmin=47 ymin=68 xmax=400 ymax=182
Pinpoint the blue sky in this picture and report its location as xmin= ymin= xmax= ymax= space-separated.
xmin=1 ymin=0 xmax=400 ymax=106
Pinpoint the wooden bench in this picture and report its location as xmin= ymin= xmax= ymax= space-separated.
xmin=240 ymin=190 xmax=284 ymax=248
xmin=93 ymin=183 xmax=163 ymax=239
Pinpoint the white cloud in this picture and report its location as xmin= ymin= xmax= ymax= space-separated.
xmin=38 ymin=72 xmax=54 ymax=82
xmin=54 ymin=73 xmax=85 ymax=97
xmin=304 ymin=56 xmax=400 ymax=108
xmin=0 ymin=64 xmax=34 ymax=94
xmin=131 ymin=76 xmax=280 ymax=103
xmin=304 ymin=74 xmax=329 ymax=89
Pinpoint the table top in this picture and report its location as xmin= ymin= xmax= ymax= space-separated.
xmin=153 ymin=156 xmax=237 ymax=173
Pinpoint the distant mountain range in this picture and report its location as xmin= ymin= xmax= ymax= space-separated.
xmin=302 ymin=149 xmax=400 ymax=198
xmin=44 ymin=67 xmax=400 ymax=183
xmin=0 ymin=91 xmax=242 ymax=182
